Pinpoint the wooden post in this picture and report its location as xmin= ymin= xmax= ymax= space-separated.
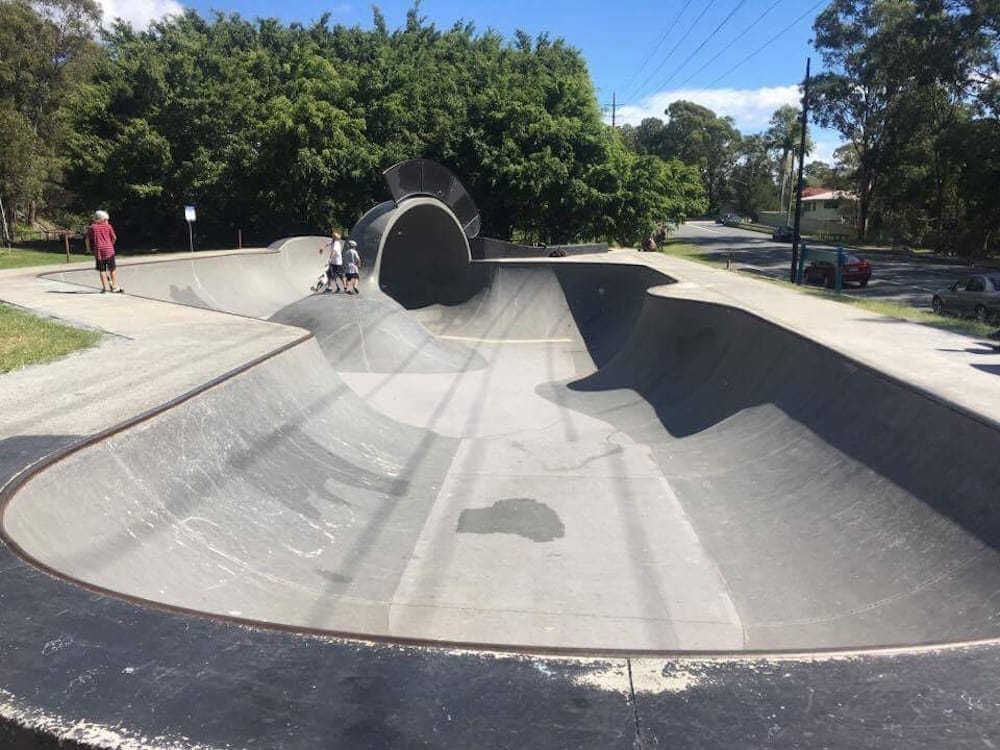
xmin=237 ymin=229 xmax=242 ymax=249
xmin=63 ymin=232 xmax=70 ymax=263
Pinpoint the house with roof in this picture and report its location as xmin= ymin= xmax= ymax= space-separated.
xmin=760 ymin=187 xmax=857 ymax=240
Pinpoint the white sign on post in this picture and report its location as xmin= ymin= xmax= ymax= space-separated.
xmin=184 ymin=205 xmax=196 ymax=251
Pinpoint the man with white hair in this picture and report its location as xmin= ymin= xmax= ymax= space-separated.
xmin=85 ymin=210 xmax=122 ymax=293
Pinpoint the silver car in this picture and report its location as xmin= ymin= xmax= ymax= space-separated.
xmin=931 ymin=274 xmax=1000 ymax=322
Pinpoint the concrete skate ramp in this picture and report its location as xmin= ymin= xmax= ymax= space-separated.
xmin=42 ymin=236 xmax=327 ymax=318
xmin=7 ymin=257 xmax=1000 ymax=652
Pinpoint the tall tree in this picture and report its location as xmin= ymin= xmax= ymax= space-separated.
xmin=811 ymin=0 xmax=909 ymax=240
xmin=659 ymin=100 xmax=740 ymax=213
xmin=811 ymin=0 xmax=997 ymax=244
xmin=0 ymin=0 xmax=101 ymax=233
xmin=765 ymin=104 xmax=812 ymax=220
xmin=732 ymin=134 xmax=779 ymax=220
xmin=66 ymin=8 xmax=694 ymax=247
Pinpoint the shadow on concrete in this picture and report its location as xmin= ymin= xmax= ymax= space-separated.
xmin=546 ymin=287 xmax=1000 ymax=647
xmin=0 ymin=435 xmax=83 ymax=487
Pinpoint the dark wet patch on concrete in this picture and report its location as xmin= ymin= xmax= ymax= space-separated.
xmin=457 ymin=498 xmax=564 ymax=542
xmin=317 ymin=570 xmax=351 ymax=584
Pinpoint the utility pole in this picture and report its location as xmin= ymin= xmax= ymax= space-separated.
xmin=612 ymin=92 xmax=617 ymax=128
xmin=790 ymin=58 xmax=810 ymax=283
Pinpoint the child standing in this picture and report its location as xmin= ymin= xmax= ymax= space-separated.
xmin=344 ymin=240 xmax=362 ymax=295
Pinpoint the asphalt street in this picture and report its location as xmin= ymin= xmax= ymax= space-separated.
xmin=674 ymin=220 xmax=994 ymax=310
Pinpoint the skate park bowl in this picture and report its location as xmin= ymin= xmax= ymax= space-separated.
xmin=10 ymin=184 xmax=1000 ymax=657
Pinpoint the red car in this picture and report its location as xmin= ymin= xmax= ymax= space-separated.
xmin=804 ymin=253 xmax=872 ymax=287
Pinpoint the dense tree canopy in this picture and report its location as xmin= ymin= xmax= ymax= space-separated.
xmin=41 ymin=7 xmax=705 ymax=247
xmin=812 ymin=0 xmax=1000 ymax=251
xmin=0 ymin=0 xmax=101 ymax=236
xmin=620 ymin=102 xmax=742 ymax=215
xmin=11 ymin=0 xmax=998 ymax=256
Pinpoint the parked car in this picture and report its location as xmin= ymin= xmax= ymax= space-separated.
xmin=931 ymin=274 xmax=1000 ymax=322
xmin=772 ymin=225 xmax=795 ymax=242
xmin=803 ymin=253 xmax=872 ymax=287
xmin=721 ymin=214 xmax=741 ymax=227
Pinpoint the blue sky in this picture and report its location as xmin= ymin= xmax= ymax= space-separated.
xmin=95 ymin=0 xmax=841 ymax=162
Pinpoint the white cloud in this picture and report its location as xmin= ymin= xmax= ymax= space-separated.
xmin=809 ymin=139 xmax=840 ymax=166
xmin=613 ymin=84 xmax=846 ymax=163
xmin=95 ymin=0 xmax=184 ymax=28
xmin=615 ymin=85 xmax=803 ymax=133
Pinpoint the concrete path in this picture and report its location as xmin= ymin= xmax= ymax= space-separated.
xmin=0 ymin=255 xmax=306 ymax=441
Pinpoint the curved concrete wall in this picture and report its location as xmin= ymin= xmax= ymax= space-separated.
xmin=42 ymin=237 xmax=327 ymax=319
xmin=6 ymin=260 xmax=1000 ymax=652
xmin=351 ymin=195 xmax=473 ymax=308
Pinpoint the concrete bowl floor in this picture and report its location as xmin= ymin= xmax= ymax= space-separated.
xmin=5 ymin=258 xmax=1000 ymax=653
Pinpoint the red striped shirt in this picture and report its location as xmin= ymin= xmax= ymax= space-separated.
xmin=88 ymin=221 xmax=116 ymax=260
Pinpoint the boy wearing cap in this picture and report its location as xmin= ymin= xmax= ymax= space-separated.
xmin=86 ymin=210 xmax=122 ymax=293
xmin=344 ymin=240 xmax=362 ymax=295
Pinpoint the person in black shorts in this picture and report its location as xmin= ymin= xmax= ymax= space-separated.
xmin=86 ymin=210 xmax=123 ymax=293
xmin=320 ymin=229 xmax=347 ymax=293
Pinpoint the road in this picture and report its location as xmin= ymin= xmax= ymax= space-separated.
xmin=674 ymin=220 xmax=992 ymax=310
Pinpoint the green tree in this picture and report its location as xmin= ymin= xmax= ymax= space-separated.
xmin=0 ymin=0 xmax=101 ymax=234
xmin=68 ymin=11 xmax=373 ymax=244
xmin=811 ymin=0 xmax=997 ymax=245
xmin=765 ymin=105 xmax=812 ymax=220
xmin=619 ymin=117 xmax=667 ymax=156
xmin=731 ymin=134 xmax=778 ymax=220
xmin=64 ymin=6 xmax=706 ymax=248
xmin=951 ymin=116 xmax=1000 ymax=259
xmin=659 ymin=100 xmax=740 ymax=213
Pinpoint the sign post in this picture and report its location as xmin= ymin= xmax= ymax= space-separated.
xmin=184 ymin=205 xmax=196 ymax=252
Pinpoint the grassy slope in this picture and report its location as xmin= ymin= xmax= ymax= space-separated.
xmin=0 ymin=303 xmax=101 ymax=373
xmin=0 ymin=248 xmax=83 ymax=270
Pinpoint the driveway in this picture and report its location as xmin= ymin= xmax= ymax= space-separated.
xmin=675 ymin=221 xmax=993 ymax=310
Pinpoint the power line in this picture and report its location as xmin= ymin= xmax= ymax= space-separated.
xmin=620 ymin=0 xmax=695 ymax=101
xmin=651 ymin=0 xmax=750 ymax=93
xmin=626 ymin=0 xmax=718 ymax=105
xmin=707 ymin=0 xmax=828 ymax=87
xmin=674 ymin=0 xmax=785 ymax=89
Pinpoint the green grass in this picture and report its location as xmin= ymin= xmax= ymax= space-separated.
xmin=658 ymin=239 xmax=997 ymax=337
xmin=660 ymin=238 xmax=730 ymax=268
xmin=809 ymin=292 xmax=996 ymax=337
xmin=0 ymin=303 xmax=101 ymax=373
xmin=0 ymin=247 xmax=82 ymax=270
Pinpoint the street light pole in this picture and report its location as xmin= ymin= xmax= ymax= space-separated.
xmin=790 ymin=58 xmax=811 ymax=283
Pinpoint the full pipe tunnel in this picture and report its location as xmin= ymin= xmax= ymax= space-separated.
xmin=8 ymin=195 xmax=1000 ymax=653
xmin=355 ymin=196 xmax=477 ymax=309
